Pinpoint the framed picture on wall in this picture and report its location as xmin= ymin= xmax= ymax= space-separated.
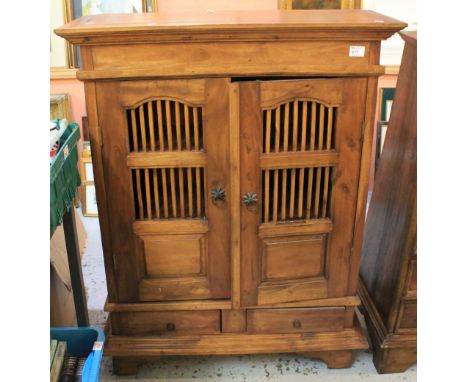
xmin=51 ymin=0 xmax=74 ymax=68
xmin=278 ymin=0 xmax=361 ymax=9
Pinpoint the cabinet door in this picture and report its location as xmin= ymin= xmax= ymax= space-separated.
xmin=96 ymin=78 xmax=231 ymax=302
xmin=239 ymin=78 xmax=367 ymax=306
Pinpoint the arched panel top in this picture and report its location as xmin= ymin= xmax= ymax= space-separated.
xmin=125 ymin=96 xmax=203 ymax=111
xmin=126 ymin=97 xmax=204 ymax=153
xmin=118 ymin=79 xmax=206 ymax=108
xmin=260 ymin=79 xmax=343 ymax=110
xmin=262 ymin=97 xmax=339 ymax=111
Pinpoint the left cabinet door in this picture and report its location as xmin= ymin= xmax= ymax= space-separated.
xmin=96 ymin=78 xmax=231 ymax=302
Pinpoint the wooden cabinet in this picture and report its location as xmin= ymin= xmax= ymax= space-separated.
xmin=56 ymin=10 xmax=405 ymax=375
xmin=358 ymin=32 xmax=417 ymax=373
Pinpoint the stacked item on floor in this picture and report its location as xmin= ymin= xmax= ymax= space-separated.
xmin=50 ymin=327 xmax=105 ymax=382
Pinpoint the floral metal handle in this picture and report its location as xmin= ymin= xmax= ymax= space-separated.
xmin=242 ymin=192 xmax=258 ymax=206
xmin=210 ymin=187 xmax=226 ymax=202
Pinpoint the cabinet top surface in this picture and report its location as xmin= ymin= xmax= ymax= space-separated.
xmin=56 ymin=10 xmax=406 ymax=44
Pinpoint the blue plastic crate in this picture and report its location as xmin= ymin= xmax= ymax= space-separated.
xmin=50 ymin=327 xmax=105 ymax=382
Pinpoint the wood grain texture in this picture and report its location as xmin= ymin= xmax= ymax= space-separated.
xmin=222 ymin=310 xmax=246 ymax=333
xmin=56 ymin=10 xmax=406 ymax=45
xmin=114 ymin=310 xmax=220 ymax=336
xmin=105 ymin=323 xmax=368 ymax=356
xmin=247 ymin=307 xmax=344 ymax=334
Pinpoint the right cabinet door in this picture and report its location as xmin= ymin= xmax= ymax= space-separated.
xmin=239 ymin=78 xmax=367 ymax=307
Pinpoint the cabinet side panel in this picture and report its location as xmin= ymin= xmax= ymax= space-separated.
xmin=83 ymin=80 xmax=118 ymax=302
xmin=359 ymin=37 xmax=417 ymax=329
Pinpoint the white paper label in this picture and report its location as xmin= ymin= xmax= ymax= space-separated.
xmin=63 ymin=145 xmax=69 ymax=159
xmin=349 ymin=46 xmax=366 ymax=57
xmin=93 ymin=341 xmax=104 ymax=351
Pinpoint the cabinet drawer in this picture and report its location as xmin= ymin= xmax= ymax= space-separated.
xmin=247 ymin=307 xmax=345 ymax=334
xmin=117 ymin=310 xmax=220 ymax=336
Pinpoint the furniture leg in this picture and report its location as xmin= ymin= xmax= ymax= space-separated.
xmin=63 ymin=206 xmax=89 ymax=326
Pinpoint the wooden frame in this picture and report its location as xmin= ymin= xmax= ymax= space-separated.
xmin=278 ymin=0 xmax=361 ymax=9
xmin=142 ymin=0 xmax=158 ymax=12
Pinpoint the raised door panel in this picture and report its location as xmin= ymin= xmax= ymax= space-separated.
xmin=96 ymin=78 xmax=231 ymax=302
xmin=239 ymin=78 xmax=367 ymax=307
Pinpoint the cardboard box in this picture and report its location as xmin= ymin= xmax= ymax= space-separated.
xmin=50 ymin=210 xmax=87 ymax=326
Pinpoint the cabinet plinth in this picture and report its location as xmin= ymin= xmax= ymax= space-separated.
xmin=56 ymin=10 xmax=405 ymax=375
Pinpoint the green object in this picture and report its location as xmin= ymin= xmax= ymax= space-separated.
xmin=50 ymin=341 xmax=67 ymax=382
xmin=50 ymin=339 xmax=58 ymax=369
xmin=50 ymin=122 xmax=81 ymax=234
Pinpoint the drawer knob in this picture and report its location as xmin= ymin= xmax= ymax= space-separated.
xmin=210 ymin=187 xmax=226 ymax=205
xmin=293 ymin=319 xmax=302 ymax=329
xmin=242 ymin=192 xmax=258 ymax=211
xmin=166 ymin=322 xmax=176 ymax=332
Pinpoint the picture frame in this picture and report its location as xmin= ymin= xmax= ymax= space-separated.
xmin=57 ymin=0 xmax=150 ymax=69
xmin=278 ymin=0 xmax=361 ymax=10
xmin=50 ymin=0 xmax=75 ymax=68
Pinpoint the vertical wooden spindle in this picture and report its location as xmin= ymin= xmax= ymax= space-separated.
xmin=144 ymin=169 xmax=152 ymax=219
xmin=130 ymin=109 xmax=138 ymax=151
xmin=170 ymin=168 xmax=177 ymax=217
xmin=193 ymin=108 xmax=200 ymax=150
xmin=187 ymin=167 xmax=194 ymax=217
xmin=152 ymin=169 xmax=160 ymax=218
xmin=301 ymin=101 xmax=307 ymax=151
xmin=148 ymin=101 xmax=155 ymax=151
xmin=281 ymin=169 xmax=287 ymax=220
xmin=165 ymin=101 xmax=173 ymax=150
xmin=298 ymin=167 xmax=305 ymax=218
xmin=283 ymin=103 xmax=290 ymax=152
xmin=272 ymin=169 xmax=279 ymax=222
xmin=289 ymin=100 xmax=299 ymax=218
xmin=164 ymin=101 xmax=177 ymax=217
xmin=264 ymin=170 xmax=270 ymax=222
xmin=275 ymin=107 xmax=281 ymax=153
xmin=298 ymin=101 xmax=307 ymax=218
xmin=265 ymin=109 xmax=272 ymax=153
xmin=292 ymin=100 xmax=299 ymax=151
xmin=314 ymin=167 xmax=323 ymax=218
xmin=195 ymin=167 xmax=202 ymax=217
xmin=322 ymin=167 xmax=330 ymax=218
xmin=178 ymin=168 xmax=185 ymax=217
xmin=306 ymin=167 xmax=314 ymax=219
xmin=184 ymin=104 xmax=191 ymax=150
xmin=175 ymin=102 xmax=182 ymax=151
xmin=139 ymin=105 xmax=147 ymax=152
xmin=161 ymin=168 xmax=169 ymax=218
xmin=318 ymin=104 xmax=325 ymax=150
xmin=326 ymin=107 xmax=334 ymax=150
xmin=310 ymin=102 xmax=317 ymax=151
xmin=135 ymin=169 xmax=144 ymax=219
xmin=156 ymin=100 xmax=164 ymax=151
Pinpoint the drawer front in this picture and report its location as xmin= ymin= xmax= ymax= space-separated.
xmin=247 ymin=307 xmax=345 ymax=334
xmin=117 ymin=310 xmax=220 ymax=336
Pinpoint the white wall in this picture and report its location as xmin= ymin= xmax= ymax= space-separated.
xmin=363 ymin=0 xmax=417 ymax=66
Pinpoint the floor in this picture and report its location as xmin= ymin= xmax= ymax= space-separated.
xmin=79 ymin=211 xmax=417 ymax=381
